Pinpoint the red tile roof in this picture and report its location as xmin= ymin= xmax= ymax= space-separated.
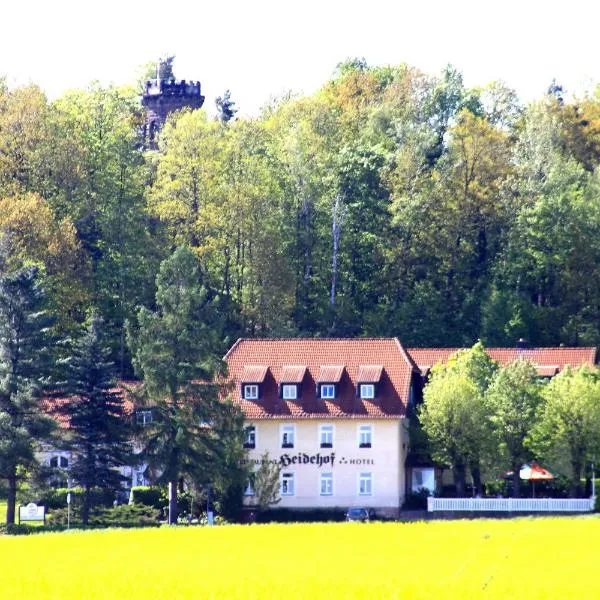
xmin=224 ymin=338 xmax=415 ymax=420
xmin=407 ymin=347 xmax=597 ymax=375
xmin=317 ymin=365 xmax=345 ymax=383
xmin=280 ymin=366 xmax=307 ymax=383
xmin=241 ymin=365 xmax=269 ymax=383
xmin=357 ymin=365 xmax=384 ymax=383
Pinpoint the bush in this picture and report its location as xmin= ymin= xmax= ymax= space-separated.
xmin=402 ymin=489 xmax=430 ymax=510
xmin=20 ymin=487 xmax=115 ymax=510
xmin=130 ymin=486 xmax=165 ymax=510
xmin=47 ymin=504 xmax=160 ymax=527
xmin=256 ymin=508 xmax=346 ymax=523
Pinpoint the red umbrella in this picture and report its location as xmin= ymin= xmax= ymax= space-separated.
xmin=519 ymin=462 xmax=554 ymax=498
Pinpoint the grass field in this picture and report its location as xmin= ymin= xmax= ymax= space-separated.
xmin=1 ymin=517 xmax=599 ymax=599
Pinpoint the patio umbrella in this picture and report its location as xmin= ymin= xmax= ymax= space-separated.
xmin=519 ymin=462 xmax=554 ymax=498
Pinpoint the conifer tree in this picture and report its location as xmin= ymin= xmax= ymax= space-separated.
xmin=59 ymin=313 xmax=131 ymax=524
xmin=0 ymin=263 xmax=56 ymax=524
xmin=127 ymin=246 xmax=245 ymax=524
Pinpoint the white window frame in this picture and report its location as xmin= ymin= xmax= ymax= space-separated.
xmin=243 ymin=384 xmax=259 ymax=400
xmin=358 ymin=424 xmax=373 ymax=448
xmin=319 ymin=424 xmax=334 ymax=448
xmin=281 ymin=472 xmax=295 ymax=496
xmin=358 ymin=472 xmax=373 ymax=496
xmin=282 ymin=384 xmax=298 ymax=400
xmin=136 ymin=410 xmax=153 ymax=426
xmin=320 ymin=384 xmax=336 ymax=399
xmin=281 ymin=424 xmax=296 ymax=449
xmin=244 ymin=425 xmax=256 ymax=449
xmin=50 ymin=455 xmax=69 ymax=469
xmin=360 ymin=384 xmax=375 ymax=399
xmin=320 ymin=472 xmax=334 ymax=496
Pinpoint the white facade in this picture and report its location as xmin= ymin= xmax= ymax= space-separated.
xmin=243 ymin=418 xmax=409 ymax=516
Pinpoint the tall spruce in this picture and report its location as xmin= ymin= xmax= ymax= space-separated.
xmin=59 ymin=313 xmax=131 ymax=524
xmin=126 ymin=246 xmax=245 ymax=525
xmin=0 ymin=263 xmax=56 ymax=524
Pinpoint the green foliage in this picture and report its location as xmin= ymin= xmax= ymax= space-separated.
xmin=130 ymin=486 xmax=164 ymax=509
xmin=47 ymin=503 xmax=160 ymax=526
xmin=127 ymin=246 xmax=247 ymax=523
xmin=20 ymin=487 xmax=115 ymax=510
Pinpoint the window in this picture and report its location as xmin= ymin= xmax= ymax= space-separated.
xmin=358 ymin=424 xmax=373 ymax=448
xmin=136 ymin=410 xmax=153 ymax=426
xmin=243 ymin=384 xmax=259 ymax=400
xmin=244 ymin=481 xmax=255 ymax=496
xmin=320 ymin=384 xmax=336 ymax=399
xmin=282 ymin=384 xmax=298 ymax=400
xmin=360 ymin=384 xmax=375 ymax=399
xmin=135 ymin=472 xmax=146 ymax=486
xmin=281 ymin=472 xmax=295 ymax=496
xmin=359 ymin=472 xmax=373 ymax=496
xmin=50 ymin=456 xmax=68 ymax=469
xmin=281 ymin=425 xmax=295 ymax=448
xmin=320 ymin=472 xmax=333 ymax=496
xmin=319 ymin=424 xmax=334 ymax=448
xmin=244 ymin=425 xmax=256 ymax=449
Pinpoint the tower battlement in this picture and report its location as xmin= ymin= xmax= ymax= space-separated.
xmin=141 ymin=63 xmax=205 ymax=149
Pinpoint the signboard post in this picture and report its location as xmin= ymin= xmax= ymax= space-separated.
xmin=18 ymin=503 xmax=46 ymax=525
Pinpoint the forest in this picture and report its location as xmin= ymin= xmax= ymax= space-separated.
xmin=1 ymin=59 xmax=600 ymax=380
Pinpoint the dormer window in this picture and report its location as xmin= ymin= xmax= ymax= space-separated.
xmin=282 ymin=384 xmax=298 ymax=400
xmin=356 ymin=365 xmax=383 ymax=400
xmin=320 ymin=384 xmax=336 ymax=399
xmin=136 ymin=409 xmax=153 ymax=426
xmin=360 ymin=384 xmax=375 ymax=399
xmin=243 ymin=385 xmax=259 ymax=400
xmin=241 ymin=365 xmax=268 ymax=400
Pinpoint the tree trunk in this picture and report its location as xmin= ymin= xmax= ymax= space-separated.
xmin=6 ymin=471 xmax=17 ymax=525
xmin=512 ymin=462 xmax=521 ymax=498
xmin=571 ymin=460 xmax=583 ymax=498
xmin=168 ymin=480 xmax=178 ymax=525
xmin=454 ymin=464 xmax=467 ymax=497
xmin=82 ymin=484 xmax=91 ymax=526
xmin=470 ymin=462 xmax=483 ymax=496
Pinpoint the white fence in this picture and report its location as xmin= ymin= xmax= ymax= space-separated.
xmin=427 ymin=497 xmax=595 ymax=513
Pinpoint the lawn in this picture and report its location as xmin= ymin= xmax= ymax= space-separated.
xmin=1 ymin=517 xmax=599 ymax=599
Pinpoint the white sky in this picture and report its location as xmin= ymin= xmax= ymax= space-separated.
xmin=1 ymin=0 xmax=599 ymax=116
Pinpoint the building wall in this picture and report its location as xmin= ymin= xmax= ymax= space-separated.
xmin=244 ymin=418 xmax=408 ymax=516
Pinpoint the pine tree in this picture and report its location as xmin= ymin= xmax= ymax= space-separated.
xmin=59 ymin=313 xmax=131 ymax=524
xmin=126 ymin=246 xmax=245 ymax=524
xmin=0 ymin=263 xmax=56 ymax=524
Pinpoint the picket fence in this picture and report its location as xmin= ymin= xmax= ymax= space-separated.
xmin=427 ymin=496 xmax=595 ymax=512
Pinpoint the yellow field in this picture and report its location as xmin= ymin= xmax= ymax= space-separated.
xmin=1 ymin=517 xmax=599 ymax=599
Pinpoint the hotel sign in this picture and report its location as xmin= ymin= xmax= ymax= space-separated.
xmin=242 ymin=453 xmax=375 ymax=468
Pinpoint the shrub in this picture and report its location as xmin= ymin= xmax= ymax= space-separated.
xmin=20 ymin=487 xmax=115 ymax=510
xmin=47 ymin=504 xmax=160 ymax=527
xmin=256 ymin=508 xmax=345 ymax=523
xmin=130 ymin=486 xmax=165 ymax=509
xmin=402 ymin=489 xmax=430 ymax=510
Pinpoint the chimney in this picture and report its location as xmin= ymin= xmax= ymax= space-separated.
xmin=516 ymin=338 xmax=529 ymax=349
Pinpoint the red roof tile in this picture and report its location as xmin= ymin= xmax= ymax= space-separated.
xmin=241 ymin=365 xmax=269 ymax=383
xmin=224 ymin=338 xmax=415 ymax=420
xmin=407 ymin=347 xmax=597 ymax=375
xmin=317 ymin=365 xmax=345 ymax=383
xmin=357 ymin=365 xmax=384 ymax=383
xmin=280 ymin=366 xmax=307 ymax=383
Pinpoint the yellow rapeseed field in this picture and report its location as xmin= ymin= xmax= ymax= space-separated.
xmin=1 ymin=517 xmax=599 ymax=599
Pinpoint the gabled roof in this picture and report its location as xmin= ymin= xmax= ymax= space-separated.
xmin=241 ymin=365 xmax=269 ymax=383
xmin=407 ymin=347 xmax=597 ymax=376
xmin=280 ymin=366 xmax=307 ymax=384
xmin=225 ymin=338 xmax=415 ymax=420
xmin=357 ymin=365 xmax=384 ymax=383
xmin=317 ymin=365 xmax=345 ymax=383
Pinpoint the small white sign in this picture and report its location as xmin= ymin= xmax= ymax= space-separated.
xmin=19 ymin=502 xmax=45 ymax=522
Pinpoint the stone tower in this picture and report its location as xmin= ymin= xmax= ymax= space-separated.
xmin=141 ymin=58 xmax=205 ymax=149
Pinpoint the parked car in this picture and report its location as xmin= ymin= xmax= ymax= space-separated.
xmin=345 ymin=508 xmax=373 ymax=522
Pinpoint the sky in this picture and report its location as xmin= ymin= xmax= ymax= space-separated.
xmin=1 ymin=0 xmax=599 ymax=116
